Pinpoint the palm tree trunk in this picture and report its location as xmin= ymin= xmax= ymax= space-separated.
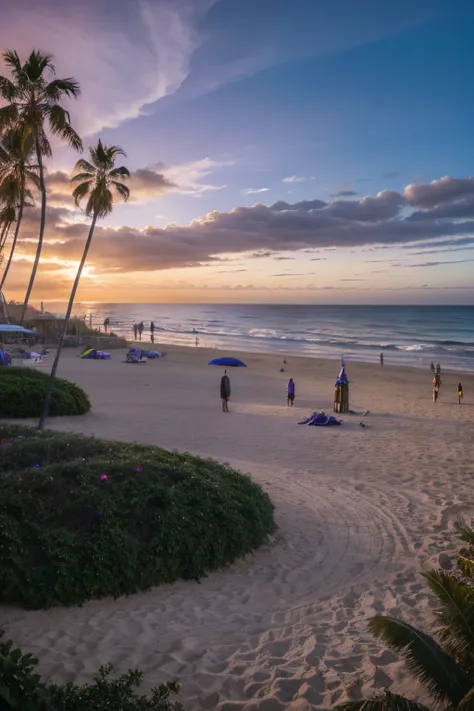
xmin=39 ymin=212 xmax=98 ymax=430
xmin=0 ymin=289 xmax=9 ymax=322
xmin=21 ymin=137 xmax=46 ymax=324
xmin=0 ymin=220 xmax=11 ymax=251
xmin=0 ymin=194 xmax=24 ymax=292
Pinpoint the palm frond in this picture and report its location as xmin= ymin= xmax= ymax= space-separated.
xmin=112 ymin=181 xmax=130 ymax=202
xmin=48 ymin=105 xmax=83 ymax=152
xmin=72 ymin=181 xmax=92 ymax=207
xmin=89 ymin=186 xmax=113 ymax=218
xmin=0 ymin=104 xmax=19 ymax=131
xmin=2 ymin=50 xmax=22 ymax=77
xmin=24 ymin=50 xmax=55 ymax=82
xmin=459 ymin=556 xmax=474 ymax=581
xmin=423 ymin=569 xmax=474 ymax=664
xmin=44 ymin=77 xmax=81 ymax=101
xmin=73 ymin=159 xmax=95 ymax=173
xmin=369 ymin=615 xmax=472 ymax=704
xmin=108 ymin=166 xmax=130 ymax=179
xmin=70 ymin=172 xmax=94 ymax=184
xmin=336 ymin=690 xmax=431 ymax=711
xmin=0 ymin=77 xmax=18 ymax=102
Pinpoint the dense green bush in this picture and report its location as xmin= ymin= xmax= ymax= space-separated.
xmin=0 ymin=367 xmax=90 ymax=417
xmin=0 ymin=424 xmax=276 ymax=608
xmin=0 ymin=631 xmax=183 ymax=711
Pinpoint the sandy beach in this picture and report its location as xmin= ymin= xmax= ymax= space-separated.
xmin=2 ymin=344 xmax=474 ymax=708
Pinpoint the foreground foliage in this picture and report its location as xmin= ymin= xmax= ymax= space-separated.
xmin=0 ymin=425 xmax=276 ymax=608
xmin=0 ymin=632 xmax=182 ymax=711
xmin=0 ymin=367 xmax=90 ymax=417
xmin=336 ymin=522 xmax=474 ymax=710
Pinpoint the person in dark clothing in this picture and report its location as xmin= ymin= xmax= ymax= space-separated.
xmin=138 ymin=321 xmax=144 ymax=341
xmin=133 ymin=323 xmax=138 ymax=340
xmin=458 ymin=382 xmax=464 ymax=404
xmin=220 ymin=371 xmax=231 ymax=412
xmin=287 ymin=378 xmax=295 ymax=407
xmin=103 ymin=317 xmax=110 ymax=333
xmin=380 ymin=352 xmax=384 ymax=366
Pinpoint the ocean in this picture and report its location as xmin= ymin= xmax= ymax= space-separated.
xmin=46 ymin=303 xmax=474 ymax=372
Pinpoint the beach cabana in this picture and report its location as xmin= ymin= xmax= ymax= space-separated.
xmin=333 ymin=364 xmax=349 ymax=413
xmin=208 ymin=357 xmax=247 ymax=367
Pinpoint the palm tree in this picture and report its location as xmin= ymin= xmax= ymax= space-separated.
xmin=0 ymin=49 xmax=82 ymax=322
xmin=335 ymin=523 xmax=474 ymax=710
xmin=39 ymin=140 xmax=130 ymax=429
xmin=0 ymin=128 xmax=39 ymax=292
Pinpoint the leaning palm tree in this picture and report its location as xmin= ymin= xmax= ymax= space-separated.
xmin=39 ymin=140 xmax=130 ymax=429
xmin=336 ymin=523 xmax=474 ymax=710
xmin=0 ymin=49 xmax=82 ymax=322
xmin=0 ymin=128 xmax=39 ymax=292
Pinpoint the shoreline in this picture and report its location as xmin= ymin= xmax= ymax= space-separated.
xmin=128 ymin=338 xmax=470 ymax=377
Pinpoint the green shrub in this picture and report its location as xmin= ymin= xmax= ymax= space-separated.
xmin=0 ymin=367 xmax=90 ymax=418
xmin=0 ymin=425 xmax=276 ymax=608
xmin=0 ymin=631 xmax=183 ymax=711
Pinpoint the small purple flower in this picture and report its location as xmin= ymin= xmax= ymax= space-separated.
xmin=136 ymin=466 xmax=143 ymax=473
xmin=100 ymin=473 xmax=108 ymax=481
xmin=35 ymin=464 xmax=40 ymax=468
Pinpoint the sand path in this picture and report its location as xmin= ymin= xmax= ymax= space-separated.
xmin=2 ymin=347 xmax=473 ymax=708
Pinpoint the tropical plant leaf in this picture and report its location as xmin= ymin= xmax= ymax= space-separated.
xmin=456 ymin=521 xmax=474 ymax=547
xmin=423 ymin=569 xmax=474 ymax=666
xmin=369 ymin=615 xmax=472 ymax=704
xmin=458 ymin=556 xmax=474 ymax=581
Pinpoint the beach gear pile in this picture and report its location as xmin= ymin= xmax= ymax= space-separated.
xmin=298 ymin=411 xmax=342 ymax=426
xmin=126 ymin=347 xmax=164 ymax=363
xmin=80 ymin=349 xmax=111 ymax=360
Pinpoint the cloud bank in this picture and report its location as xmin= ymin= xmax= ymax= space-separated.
xmin=12 ymin=174 xmax=474 ymax=276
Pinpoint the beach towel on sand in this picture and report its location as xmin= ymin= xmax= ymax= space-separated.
xmin=298 ymin=412 xmax=342 ymax=426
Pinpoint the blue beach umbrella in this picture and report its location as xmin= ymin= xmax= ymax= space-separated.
xmin=208 ymin=357 xmax=247 ymax=367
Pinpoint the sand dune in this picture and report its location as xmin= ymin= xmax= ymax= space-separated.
xmin=2 ymin=346 xmax=473 ymax=708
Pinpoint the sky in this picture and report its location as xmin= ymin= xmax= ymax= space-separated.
xmin=1 ymin=0 xmax=474 ymax=305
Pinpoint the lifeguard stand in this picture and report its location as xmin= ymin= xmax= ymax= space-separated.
xmin=334 ymin=365 xmax=349 ymax=413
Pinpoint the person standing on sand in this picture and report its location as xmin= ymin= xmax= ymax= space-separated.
xmin=103 ymin=317 xmax=110 ymax=333
xmin=138 ymin=321 xmax=144 ymax=341
xmin=287 ymin=378 xmax=295 ymax=407
xmin=458 ymin=382 xmax=464 ymax=404
xmin=380 ymin=352 xmax=384 ymax=366
xmin=430 ymin=361 xmax=435 ymax=372
xmin=220 ymin=371 xmax=231 ymax=412
xmin=133 ymin=323 xmax=138 ymax=340
xmin=433 ymin=373 xmax=441 ymax=402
